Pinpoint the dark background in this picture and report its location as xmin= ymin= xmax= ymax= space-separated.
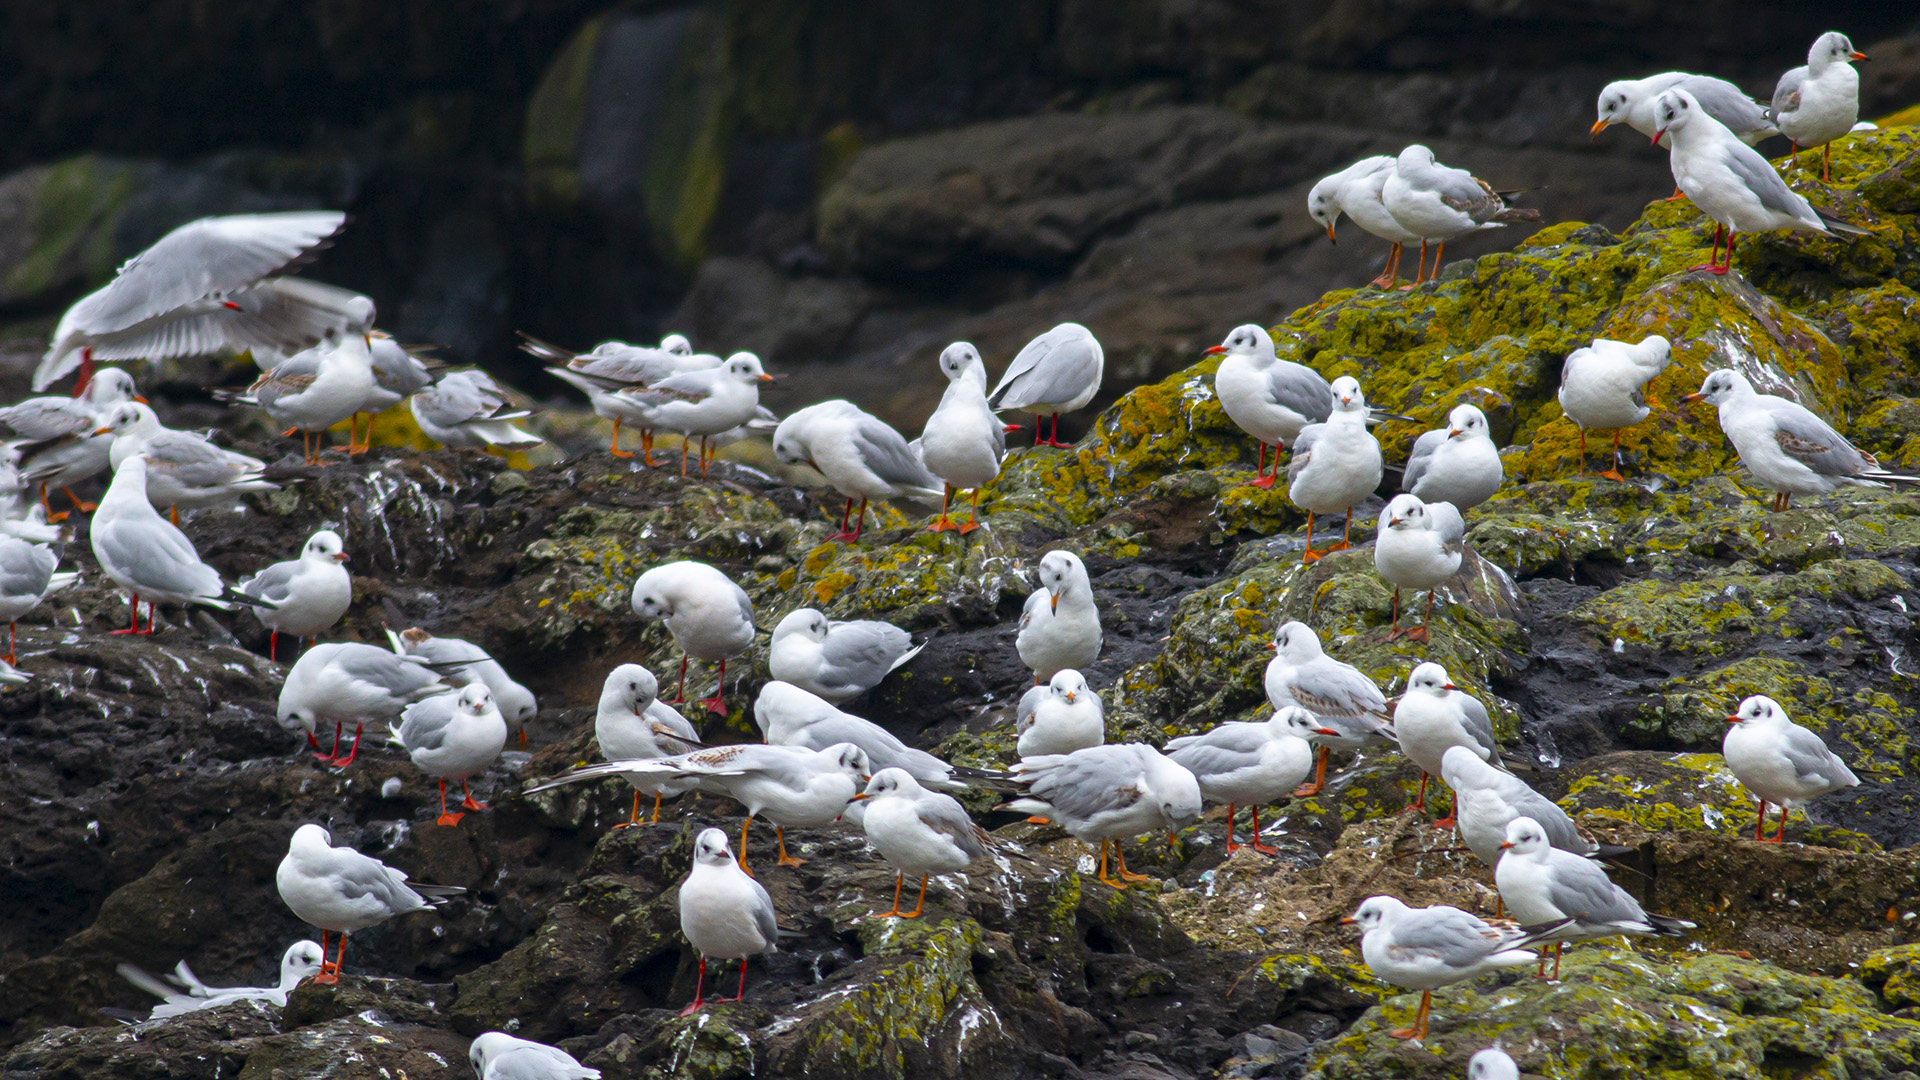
xmin=0 ymin=0 xmax=1915 ymax=432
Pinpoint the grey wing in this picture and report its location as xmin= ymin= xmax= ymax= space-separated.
xmin=1498 ymin=777 xmax=1587 ymax=850
xmin=149 ymin=433 xmax=264 ymax=487
xmin=334 ymin=649 xmax=442 ymax=698
xmin=1285 ymin=424 xmax=1325 ymax=485
xmin=990 ymin=328 xmax=1101 ymax=410
xmin=238 ymin=559 xmax=300 ymax=603
xmin=1014 ymin=684 xmax=1046 ymax=733
xmin=853 ymin=416 xmax=939 ymax=488
xmin=1291 ymin=659 xmax=1389 ymax=719
xmin=1459 ymin=694 xmax=1498 ymax=756
xmin=919 ymin=793 xmax=990 ymax=860
xmin=248 ymin=352 xmax=322 ymax=411
xmin=88 ymin=279 xmax=367 ymax=364
xmin=1390 ymin=907 xmax=1503 ymax=968
xmin=67 ymin=212 xmax=345 ymax=334
xmin=1029 ymin=748 xmax=1146 ymax=818
xmin=1430 ymin=164 xmax=1499 ymax=212
xmin=1780 ymin=724 xmax=1857 ymax=787
xmin=0 ymin=400 xmax=92 ymax=439
xmin=329 ymin=849 xmax=422 ymax=910
xmin=1268 ymin=364 xmax=1334 ymax=425
xmin=1402 ymin=428 xmax=1444 ymax=492
xmin=818 ymin=622 xmax=913 ymax=691
xmin=413 ymin=636 xmax=488 ymax=666
xmin=394 ymin=694 xmax=458 ymax=751
xmin=1767 ymin=403 xmax=1871 ymax=476
xmin=487 ymin=1047 xmax=602 ymax=1080
xmin=1722 ymin=147 xmax=1816 ymax=224
xmin=0 ymin=540 xmax=54 ymax=598
xmin=1429 ymin=501 xmax=1468 ymax=554
xmin=1769 ymin=67 xmax=1807 ymax=120
xmin=1681 ymin=75 xmax=1775 ymax=137
xmin=645 ymin=700 xmax=701 ymax=746
xmin=94 ymin=517 xmax=221 ymax=598
xmin=1166 ymin=733 xmax=1264 ymax=779
xmin=411 ymin=380 xmax=479 ymax=428
xmin=1547 ymin=857 xmax=1648 ymax=925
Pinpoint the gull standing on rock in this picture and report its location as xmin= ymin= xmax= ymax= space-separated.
xmin=389 ymin=683 xmax=509 ymax=827
xmin=352 ymin=332 xmax=438 ymax=451
xmin=1686 ymin=368 xmax=1918 ymax=510
xmin=631 ymin=560 xmax=756 ymax=714
xmin=1402 ymin=405 xmax=1502 ymax=512
xmin=1265 ymin=620 xmax=1395 ymax=796
xmin=277 ymin=641 xmax=454 ymax=767
xmin=1769 ymin=32 xmax=1869 ymax=182
xmin=222 ymin=304 xmax=377 ymax=464
xmin=594 ymin=664 xmax=702 ymax=827
xmin=1015 ymin=669 xmax=1105 ymax=759
xmin=90 ymin=455 xmax=275 ymax=635
xmin=1016 ymin=550 xmax=1102 ymax=684
xmin=1165 ymin=706 xmax=1323 ymax=855
xmin=523 ymin=331 xmax=710 ymax=462
xmin=1652 ymin=89 xmax=1869 ymax=275
xmin=754 ymin=680 xmax=963 ymax=795
xmin=852 ymin=768 xmax=989 ymax=918
xmin=410 ymin=370 xmax=545 ymax=451
xmin=1 ymin=367 xmax=143 ymax=521
xmin=1722 ymin=694 xmax=1859 ymax=842
xmin=614 ymin=352 xmax=773 ymax=477
xmin=1343 ymin=895 xmax=1566 ymax=1041
xmin=1381 ymin=145 xmax=1542 ymax=286
xmin=469 ymin=1032 xmax=602 ymax=1080
xmin=0 ymin=533 xmax=76 ymax=663
xmin=1287 ymin=376 xmax=1383 ymax=561
xmin=774 ymin=400 xmax=944 ymax=542
xmin=1207 ymin=324 xmax=1334 ymax=487
xmin=1373 ymin=494 xmax=1465 ymax=643
xmin=1593 ymin=74 xmax=1777 ymax=197
xmin=1393 ymin=662 xmax=1499 ymax=825
xmin=98 ymin=402 xmax=278 ymax=520
xmin=118 ymin=940 xmax=325 ymax=1020
xmin=677 ymin=827 xmax=778 ymax=1014
xmin=1308 ymin=156 xmax=1411 ymax=286
xmin=1442 ymin=747 xmax=1622 ymax=869
xmin=1003 ymin=743 xmax=1201 ymax=890
xmin=768 ymin=608 xmax=922 ymax=703
xmin=387 ymin=627 xmax=538 ymax=745
xmin=237 ymin=528 xmax=352 ymax=660
xmin=1557 ymin=335 xmax=1671 ymax=481
xmin=1495 ymin=816 xmax=1693 ymax=979
xmin=275 ymin=823 xmax=463 ymax=984
xmin=988 ymin=322 xmax=1104 ymax=449
xmin=920 ymin=342 xmax=1008 ymax=532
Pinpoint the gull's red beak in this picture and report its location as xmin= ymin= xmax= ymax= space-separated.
xmin=1442 ymin=683 xmax=1458 ymax=691
xmin=1340 ymin=396 xmax=1352 ymax=406
xmin=1651 ymin=129 xmax=1664 ymax=146
xmin=1725 ymin=715 xmax=1741 ymax=724
xmin=92 ymin=425 xmax=112 ymax=435
xmin=133 ymin=395 xmax=148 ymax=404
xmin=1315 ymin=727 xmax=1340 ymax=736
xmin=1590 ymin=118 xmax=1610 ymax=136
xmin=1338 ymin=915 xmax=1358 ymax=925
xmin=1065 ymin=691 xmax=1076 ymax=703
xmin=1683 ymin=392 xmax=1704 ymax=403
xmin=1203 ymin=345 xmax=1228 ymax=357
xmin=1388 ymin=517 xmax=1403 ymax=528
xmin=334 ymin=552 xmax=351 ymax=563
xmin=1852 ymin=51 xmax=1870 ymax=62
xmin=1267 ymin=642 xmax=1278 ymax=651
xmin=1499 ymin=840 xmax=1514 ymax=850
xmin=758 ymin=374 xmax=778 ymax=382
xmin=1447 ymin=428 xmax=1462 ymax=438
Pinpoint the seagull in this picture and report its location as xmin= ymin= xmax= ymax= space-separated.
xmin=1014 ymin=669 xmax=1105 ymax=759
xmin=0 ymin=534 xmax=76 ymax=664
xmin=469 ymin=1032 xmax=602 ymax=1080
xmin=920 ymin=342 xmax=1008 ymax=532
xmin=526 ymin=743 xmax=870 ymax=874
xmin=592 ymin=663 xmax=702 ymax=827
xmin=97 ymin=401 xmax=278 ymax=520
xmin=34 ymin=210 xmax=356 ymax=393
xmin=1468 ymin=1048 xmax=1520 ymax=1080
xmin=1287 ymin=376 xmax=1383 ymax=561
xmin=1373 ymin=494 xmax=1465 ymax=643
xmin=353 ymin=332 xmax=439 ymax=451
xmin=852 ymin=768 xmax=990 ymax=918
xmin=1207 ymin=325 xmax=1335 ymax=487
xmin=676 ymin=827 xmax=778 ymax=1014
xmin=1496 ymin=816 xmax=1693 ymax=979
xmin=1003 ymin=743 xmax=1201 ymax=890
xmin=1165 ymin=706 xmax=1322 ymax=855
xmin=275 ymin=823 xmax=463 ymax=984
xmin=754 ymin=680 xmax=963 ymax=796
xmin=89 ymin=455 xmax=274 ymax=635
xmin=1393 ymin=663 xmax=1499 ymax=827
xmin=1016 ymin=550 xmax=1102 ymax=684
xmin=1265 ymin=620 xmax=1395 ymax=796
xmin=631 ymin=560 xmax=756 ymax=714
xmin=237 ymin=529 xmax=352 ymax=661
xmin=767 ymin=608 xmax=923 ymax=703
xmin=389 ymin=683 xmax=509 ymax=827
xmin=1557 ymin=335 xmax=1671 ymax=481
xmin=410 ymin=370 xmax=545 ymax=451
xmin=386 ymin=627 xmax=538 ymax=744
xmin=1442 ymin=747 xmax=1622 ymax=870
xmin=523 ymin=331 xmax=712 ymax=461
xmin=612 ymin=352 xmax=773 ymax=477
xmin=1652 ymin=88 xmax=1869 ymax=274
xmin=1722 ymin=694 xmax=1859 ymax=842
xmin=1380 ymin=145 xmax=1541 ymax=286
xmin=1402 ymin=405 xmax=1502 ymax=512
xmin=988 ymin=322 xmax=1104 ymax=448
xmin=1685 ymin=368 xmax=1918 ymax=510
xmin=219 ymin=308 xmax=378 ymax=463
xmin=117 ymin=941 xmax=325 ymax=1020
xmin=1341 ymin=895 xmax=1566 ymax=1041
xmin=0 ymin=368 xmax=143 ymax=521
xmin=1769 ymin=32 xmax=1869 ymax=181
xmin=277 ymin=641 xmax=454 ymax=767
xmin=1307 ymin=156 xmax=1408 ymax=286
xmin=1594 ymin=74 xmax=1778 ymax=197
xmin=773 ymin=400 xmax=944 ymax=542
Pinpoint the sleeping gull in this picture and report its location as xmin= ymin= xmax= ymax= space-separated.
xmin=1381 ymin=145 xmax=1541 ymax=286
xmin=1265 ymin=620 xmax=1395 ymax=796
xmin=920 ymin=342 xmax=1008 ymax=532
xmin=1342 ymin=895 xmax=1566 ymax=1041
xmin=1165 ymin=706 xmax=1321 ymax=855
xmin=988 ymin=322 xmax=1104 ymax=448
xmin=387 ymin=627 xmax=538 ymax=744
xmin=117 ymin=941 xmax=325 ymax=1020
xmin=389 ymin=683 xmax=509 ymax=827
xmin=1769 ymin=32 xmax=1869 ymax=181
xmin=277 ymin=641 xmax=453 ymax=767
xmin=754 ymin=680 xmax=962 ymax=797
xmin=0 ymin=534 xmax=77 ymax=664
xmin=90 ymin=455 xmax=274 ymax=635
xmin=612 ymin=352 xmax=772 ymax=477
xmin=1495 ymin=816 xmax=1693 ymax=978
xmin=1393 ymin=662 xmax=1499 ymax=826
xmin=773 ymin=400 xmax=943 ymax=542
xmin=1286 ymin=376 xmax=1382 ymax=561
xmin=1652 ymin=88 xmax=1868 ymax=274
xmin=34 ymin=210 xmax=355 ymax=392
xmin=410 ymin=370 xmax=544 ymax=451
xmin=677 ymin=827 xmax=779 ymax=1013
xmin=1002 ymin=743 xmax=1201 ymax=890
xmin=469 ymin=1032 xmax=602 ymax=1080
xmin=852 ymin=768 xmax=990 ymax=918
xmin=592 ymin=663 xmax=701 ymax=826
xmin=237 ymin=529 xmax=352 ymax=661
xmin=1442 ymin=747 xmax=1625 ymax=870
xmin=1 ymin=368 xmax=142 ymax=521
xmin=1594 ymin=73 xmax=1777 ymax=197
xmin=1557 ymin=335 xmax=1671 ymax=481
xmin=1207 ymin=324 xmax=1335 ymax=487
xmin=1014 ymin=669 xmax=1105 ymax=759
xmin=1685 ymin=368 xmax=1918 ymax=510
xmin=98 ymin=401 xmax=278 ymax=520
xmin=1401 ymin=405 xmax=1502 ymax=513
xmin=275 ymin=823 xmax=463 ymax=983
xmin=1307 ymin=155 xmax=1408 ymax=286
xmin=1468 ymin=1048 xmax=1520 ymax=1080
xmin=1373 ymin=494 xmax=1465 ymax=643
xmin=1016 ymin=550 xmax=1102 ymax=683
xmin=768 ymin=608 xmax=923 ymax=703
xmin=631 ymin=560 xmax=756 ymax=714
xmin=1722 ymin=694 xmax=1859 ymax=842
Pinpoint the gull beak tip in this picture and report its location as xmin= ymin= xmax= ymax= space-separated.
xmin=1203 ymin=345 xmax=1228 ymax=357
xmin=1499 ymin=841 xmax=1514 ymax=850
xmin=1590 ymin=118 xmax=1610 ymax=136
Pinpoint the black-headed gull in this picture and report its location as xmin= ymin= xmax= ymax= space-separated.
xmin=1165 ymin=706 xmax=1321 ymax=855
xmin=1307 ymin=156 xmax=1408 ymax=286
xmin=0 ymin=368 xmax=142 ymax=521
xmin=1014 ymin=669 xmax=1105 ymax=760
xmin=469 ymin=1032 xmax=602 ymax=1080
xmin=988 ymin=322 xmax=1104 ymax=448
xmin=1495 ymin=816 xmax=1693 ymax=978
xmin=410 ymin=370 xmax=545 ymax=451
xmin=1594 ymin=73 xmax=1776 ymax=198
xmin=277 ymin=641 xmax=453 ymax=767
xmin=631 ymin=560 xmax=756 ymax=714
xmin=1016 ymin=550 xmax=1101 ymax=684
xmin=1468 ymin=1048 xmax=1519 ymax=1080
xmin=1206 ymin=324 xmax=1334 ymax=487
xmin=117 ymin=940 xmax=325 ymax=1020
xmin=1003 ymin=743 xmax=1201 ymax=890
xmin=753 ymin=680 xmax=961 ymax=795
xmin=767 ymin=608 xmax=922 ymax=703
xmin=98 ymin=401 xmax=277 ymax=521
xmin=1769 ymin=32 xmax=1869 ymax=182
xmin=524 ymin=331 xmax=709 ymax=462
xmin=274 ymin=823 xmax=463 ymax=983
xmin=1380 ymin=145 xmax=1540 ymax=286
xmin=0 ymin=533 xmax=76 ymax=664
xmin=614 ymin=352 xmax=773 ymax=477
xmin=1685 ymin=368 xmax=1918 ymax=510
xmin=356 ymin=332 xmax=438 ymax=448
xmin=1392 ymin=662 xmax=1498 ymax=825
xmin=852 ymin=768 xmax=989 ymax=918
xmin=677 ymin=827 xmax=778 ymax=1014
xmin=920 ymin=342 xmax=1008 ymax=532
xmin=773 ymin=400 xmax=943 ymax=542
xmin=1341 ymin=895 xmax=1567 ymax=1041
xmin=224 ymin=310 xmax=377 ymax=464
xmin=1401 ymin=405 xmax=1501 ymax=513
xmin=1265 ymin=620 xmax=1394 ymax=796
xmin=1373 ymin=495 xmax=1464 ymax=643
xmin=90 ymin=455 xmax=275 ymax=635
xmin=389 ymin=683 xmax=509 ymax=827
xmin=1442 ymin=747 xmax=1619 ymax=870
xmin=1286 ymin=376 xmax=1382 ymax=561
xmin=1722 ymin=694 xmax=1859 ymax=842
xmin=1557 ymin=335 xmax=1671 ymax=481
xmin=387 ymin=626 xmax=538 ymax=744
xmin=237 ymin=529 xmax=352 ymax=661
xmin=593 ymin=663 xmax=702 ymax=826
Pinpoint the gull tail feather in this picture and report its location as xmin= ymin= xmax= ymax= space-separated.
xmin=1815 ymin=208 xmax=1873 ymax=236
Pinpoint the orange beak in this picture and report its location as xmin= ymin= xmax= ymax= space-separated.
xmin=1724 ymin=715 xmax=1740 ymax=724
xmin=1315 ymin=727 xmax=1340 ymax=737
xmin=1447 ymin=428 xmax=1462 ymax=437
xmin=1050 ymin=592 xmax=1059 ymax=614
xmin=1683 ymin=392 xmax=1704 ymax=402
xmin=1338 ymin=915 xmax=1358 ymax=925
xmin=334 ymin=553 xmax=351 ymax=563
xmin=1387 ymin=517 xmax=1403 ymax=528
xmin=1498 ymin=841 xmax=1514 ymax=850
xmin=133 ymin=395 xmax=148 ymax=404
xmin=92 ymin=426 xmax=112 ymax=435
xmin=1203 ymin=345 xmax=1228 ymax=357
xmin=1267 ymin=642 xmax=1278 ymax=652
xmin=1851 ymin=51 xmax=1869 ymax=62
xmin=1324 ymin=224 xmax=1337 ymax=244
xmin=758 ymin=374 xmax=777 ymax=382
xmin=1590 ymin=118 xmax=1610 ymax=136
xmin=1442 ymin=683 xmax=1458 ymax=691
xmin=1065 ymin=691 xmax=1076 ymax=703
xmin=1339 ymin=396 xmax=1352 ymax=406
xmin=848 ymin=792 xmax=868 ymax=801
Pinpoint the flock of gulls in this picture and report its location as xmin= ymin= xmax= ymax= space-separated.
xmin=7 ymin=26 xmax=1897 ymax=1077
